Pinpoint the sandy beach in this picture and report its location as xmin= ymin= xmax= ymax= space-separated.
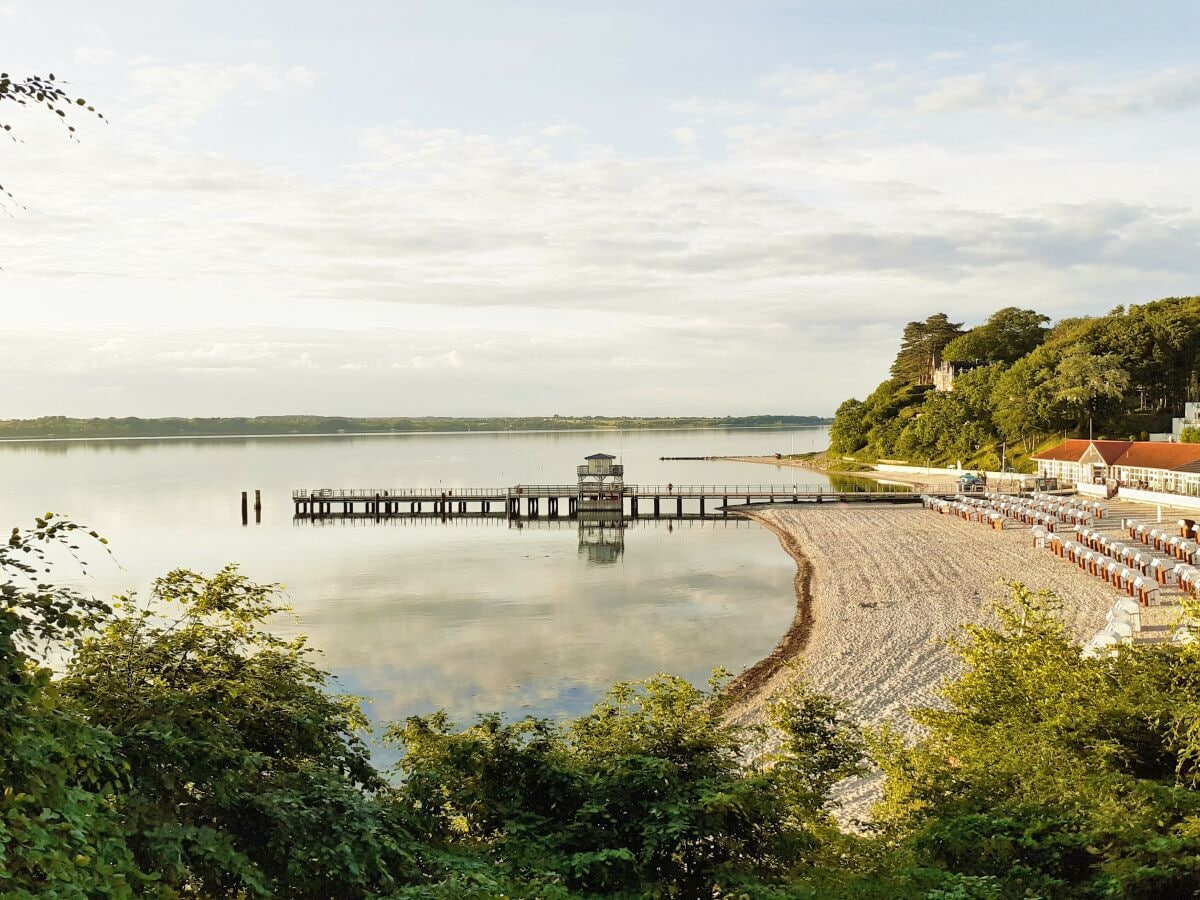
xmin=721 ymin=503 xmax=1184 ymax=818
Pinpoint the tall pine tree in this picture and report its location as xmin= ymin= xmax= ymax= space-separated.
xmin=889 ymin=313 xmax=964 ymax=383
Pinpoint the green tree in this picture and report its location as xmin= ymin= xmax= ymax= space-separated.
xmin=1182 ymin=426 xmax=1200 ymax=443
xmin=941 ymin=307 xmax=1049 ymax=364
xmin=871 ymin=583 xmax=1200 ymax=898
xmin=391 ymin=673 xmax=864 ymax=896
xmin=893 ymin=364 xmax=1007 ymax=465
xmin=895 ymin=393 xmax=988 ymax=463
xmin=890 ymin=313 xmax=965 ymax=384
xmin=991 ymin=346 xmax=1064 ymax=449
xmin=829 ymin=398 xmax=869 ymax=453
xmin=62 ymin=566 xmax=423 ymax=898
xmin=0 ymin=516 xmax=145 ymax=897
xmin=1052 ymin=346 xmax=1131 ymax=433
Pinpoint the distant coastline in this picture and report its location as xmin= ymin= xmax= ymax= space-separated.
xmin=0 ymin=415 xmax=831 ymax=443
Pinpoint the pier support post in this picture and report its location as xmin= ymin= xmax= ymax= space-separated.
xmin=700 ymin=498 xmax=705 ymax=516
xmin=654 ymin=497 xmax=660 ymax=518
xmin=631 ymin=498 xmax=639 ymax=516
xmin=677 ymin=497 xmax=683 ymax=518
xmin=241 ymin=492 xmax=248 ymax=526
xmin=254 ymin=490 xmax=262 ymax=524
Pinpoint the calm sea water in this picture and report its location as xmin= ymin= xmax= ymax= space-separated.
xmin=1 ymin=427 xmax=830 ymax=740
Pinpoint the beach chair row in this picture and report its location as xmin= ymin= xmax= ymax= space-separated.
xmin=923 ymin=496 xmax=1008 ymax=529
xmin=1011 ymin=496 xmax=1100 ymax=525
xmin=927 ymin=493 xmax=1096 ymax=531
xmin=1038 ymin=532 xmax=1161 ymax=605
xmin=1032 ymin=494 xmax=1104 ymax=513
xmin=1028 ymin=492 xmax=1108 ymax=518
xmin=1124 ymin=517 xmax=1200 ymax=551
xmin=1068 ymin=528 xmax=1189 ymax=579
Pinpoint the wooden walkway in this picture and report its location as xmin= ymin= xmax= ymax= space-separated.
xmin=291 ymin=482 xmax=955 ymax=520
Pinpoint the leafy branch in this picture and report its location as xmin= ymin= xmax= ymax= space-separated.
xmin=0 ymin=71 xmax=106 ymax=210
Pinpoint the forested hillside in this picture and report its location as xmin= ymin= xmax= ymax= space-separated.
xmin=830 ymin=297 xmax=1200 ymax=469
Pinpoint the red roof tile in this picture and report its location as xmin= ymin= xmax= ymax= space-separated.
xmin=1033 ymin=439 xmax=1200 ymax=472
xmin=1032 ymin=440 xmax=1130 ymax=464
xmin=1113 ymin=442 xmax=1200 ymax=471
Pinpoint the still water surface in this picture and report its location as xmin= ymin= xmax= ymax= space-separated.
xmin=1 ymin=427 xmax=830 ymax=738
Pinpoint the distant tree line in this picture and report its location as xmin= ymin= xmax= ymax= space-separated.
xmin=7 ymin=519 xmax=1200 ymax=897
xmin=831 ymin=298 xmax=1200 ymax=468
xmin=0 ymin=414 xmax=831 ymax=440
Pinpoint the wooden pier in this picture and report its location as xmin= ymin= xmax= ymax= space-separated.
xmin=291 ymin=482 xmax=940 ymax=521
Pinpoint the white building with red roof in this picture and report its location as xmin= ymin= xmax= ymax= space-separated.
xmin=1032 ymin=439 xmax=1200 ymax=497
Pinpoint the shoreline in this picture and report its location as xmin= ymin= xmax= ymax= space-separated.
xmin=720 ymin=510 xmax=815 ymax=709
xmin=718 ymin=503 xmax=1180 ymax=745
xmin=727 ymin=455 xmax=965 ymax=489
xmin=0 ymin=425 xmax=832 ymax=446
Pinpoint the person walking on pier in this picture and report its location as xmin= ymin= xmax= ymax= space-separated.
xmin=668 ymin=482 xmax=673 ymax=494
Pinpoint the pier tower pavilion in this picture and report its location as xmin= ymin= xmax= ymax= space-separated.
xmin=577 ymin=452 xmax=624 ymax=514
xmin=577 ymin=452 xmax=624 ymax=561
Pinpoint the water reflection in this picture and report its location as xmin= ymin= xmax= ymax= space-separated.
xmin=266 ymin=515 xmax=784 ymax=732
xmin=0 ymin=429 xmax=820 ymax=736
xmin=578 ymin=516 xmax=625 ymax=565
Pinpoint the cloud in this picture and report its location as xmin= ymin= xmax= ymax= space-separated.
xmin=667 ymin=96 xmax=759 ymax=118
xmin=991 ymin=41 xmax=1033 ymax=56
xmin=72 ymin=46 xmax=114 ymax=65
xmin=746 ymin=58 xmax=1200 ymax=123
xmin=407 ymin=350 xmax=465 ymax=369
xmin=670 ymin=126 xmax=698 ymax=148
xmin=540 ymin=122 xmax=585 ymax=138
xmin=9 ymin=39 xmax=1200 ymax=417
xmin=125 ymin=61 xmax=319 ymax=131
xmin=917 ymin=65 xmax=1200 ymax=119
xmin=756 ymin=64 xmax=894 ymax=116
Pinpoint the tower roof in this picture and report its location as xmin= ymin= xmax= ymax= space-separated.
xmin=585 ymin=453 xmax=616 ymax=460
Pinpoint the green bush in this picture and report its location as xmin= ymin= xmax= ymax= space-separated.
xmin=9 ymin=521 xmax=1200 ymax=897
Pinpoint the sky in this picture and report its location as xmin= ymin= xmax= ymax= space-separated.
xmin=3 ymin=0 xmax=1200 ymax=418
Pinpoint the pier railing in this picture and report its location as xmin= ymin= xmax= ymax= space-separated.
xmin=293 ymin=483 xmax=945 ymax=502
xmin=294 ymin=488 xmax=509 ymax=500
xmin=627 ymin=483 xmax=891 ymax=495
